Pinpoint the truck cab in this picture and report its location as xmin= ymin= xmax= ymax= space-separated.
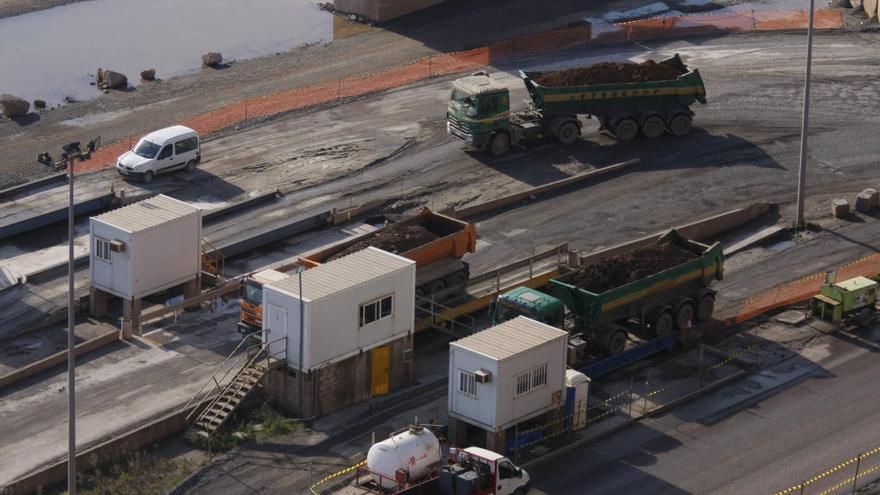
xmin=447 ymin=74 xmax=511 ymax=154
xmin=451 ymin=446 xmax=530 ymax=495
xmin=492 ymin=286 xmax=565 ymax=327
xmin=238 ymin=269 xmax=288 ymax=335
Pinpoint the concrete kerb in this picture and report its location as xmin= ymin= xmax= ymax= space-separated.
xmin=0 ymin=329 xmax=119 ymax=392
xmin=3 ymin=400 xmax=209 ymax=495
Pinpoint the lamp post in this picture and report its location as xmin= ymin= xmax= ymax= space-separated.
xmin=795 ymin=0 xmax=816 ymax=228
xmin=37 ymin=137 xmax=100 ymax=495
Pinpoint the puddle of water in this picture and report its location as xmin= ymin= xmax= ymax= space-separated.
xmin=768 ymin=239 xmax=796 ymax=252
xmin=0 ymin=0 xmax=332 ymax=106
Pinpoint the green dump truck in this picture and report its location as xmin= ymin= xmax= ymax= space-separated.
xmin=447 ymin=54 xmax=707 ymax=156
xmin=493 ymin=230 xmax=723 ymax=372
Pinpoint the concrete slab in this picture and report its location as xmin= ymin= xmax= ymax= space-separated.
xmin=0 ymin=309 xmax=241 ymax=488
xmin=775 ymin=309 xmax=809 ymax=326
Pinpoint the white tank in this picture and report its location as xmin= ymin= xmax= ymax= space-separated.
xmin=366 ymin=426 xmax=441 ymax=489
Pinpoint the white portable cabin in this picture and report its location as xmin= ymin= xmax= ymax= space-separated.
xmin=89 ymin=194 xmax=201 ymax=300
xmin=262 ymin=247 xmax=416 ymax=370
xmin=448 ymin=316 xmax=568 ymax=433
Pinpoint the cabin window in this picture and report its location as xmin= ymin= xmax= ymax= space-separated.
xmin=360 ymin=294 xmax=393 ymax=327
xmin=459 ymin=370 xmax=477 ymax=397
xmin=95 ymin=237 xmax=111 ymax=262
xmin=515 ymin=363 xmax=548 ymax=397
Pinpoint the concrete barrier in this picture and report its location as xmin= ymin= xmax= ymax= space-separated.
xmin=2 ymin=403 xmax=199 ymax=495
xmin=577 ymin=203 xmax=772 ymax=266
xmin=452 ymin=159 xmax=640 ymax=220
xmin=0 ymin=329 xmax=118 ymax=392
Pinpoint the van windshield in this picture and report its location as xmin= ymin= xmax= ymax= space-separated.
xmin=133 ymin=140 xmax=161 ymax=158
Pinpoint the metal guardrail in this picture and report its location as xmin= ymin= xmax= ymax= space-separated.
xmin=183 ymin=333 xmax=261 ymax=423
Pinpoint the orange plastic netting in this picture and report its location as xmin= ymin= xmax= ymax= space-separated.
xmin=80 ymin=9 xmax=843 ymax=176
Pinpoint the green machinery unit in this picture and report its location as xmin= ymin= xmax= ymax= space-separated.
xmin=811 ymin=273 xmax=877 ymax=326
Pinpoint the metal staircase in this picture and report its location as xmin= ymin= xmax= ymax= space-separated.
xmin=185 ymin=334 xmax=287 ymax=435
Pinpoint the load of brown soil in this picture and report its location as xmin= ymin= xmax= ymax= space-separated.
xmin=572 ymin=244 xmax=698 ymax=293
xmin=327 ymin=224 xmax=438 ymax=260
xmin=535 ymin=59 xmax=685 ymax=87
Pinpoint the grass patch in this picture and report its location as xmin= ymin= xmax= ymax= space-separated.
xmin=185 ymin=402 xmax=301 ymax=452
xmin=50 ymin=443 xmax=203 ymax=495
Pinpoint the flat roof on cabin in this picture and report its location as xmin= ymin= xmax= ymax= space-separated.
xmin=92 ymin=194 xmax=199 ymax=233
xmin=266 ymin=247 xmax=414 ymax=302
xmin=451 ymin=316 xmax=567 ymax=361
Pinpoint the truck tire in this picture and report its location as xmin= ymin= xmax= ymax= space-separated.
xmin=653 ymin=311 xmax=674 ymax=337
xmin=489 ymin=132 xmax=511 ymax=157
xmin=855 ymin=308 xmax=875 ymax=328
xmin=445 ymin=270 xmax=468 ymax=287
xmin=599 ymin=326 xmax=627 ymax=355
xmin=613 ymin=118 xmax=639 ymax=141
xmin=696 ymin=294 xmax=715 ymax=321
xmin=641 ymin=116 xmax=665 ymax=139
xmin=675 ymin=301 xmax=695 ymax=330
xmin=668 ymin=114 xmax=693 ymax=137
xmin=556 ymin=121 xmax=580 ymax=145
xmin=426 ymin=279 xmax=447 ymax=295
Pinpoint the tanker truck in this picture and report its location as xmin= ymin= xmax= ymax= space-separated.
xmin=446 ymin=54 xmax=707 ymax=156
xmin=343 ymin=425 xmax=530 ymax=495
xmin=491 ymin=230 xmax=723 ymax=376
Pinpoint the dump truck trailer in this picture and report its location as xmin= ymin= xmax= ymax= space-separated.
xmin=493 ymin=230 xmax=723 ymax=373
xmin=238 ymin=208 xmax=476 ymax=334
xmin=447 ymin=54 xmax=707 ymax=155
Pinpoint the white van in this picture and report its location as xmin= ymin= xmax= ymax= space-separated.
xmin=116 ymin=125 xmax=200 ymax=182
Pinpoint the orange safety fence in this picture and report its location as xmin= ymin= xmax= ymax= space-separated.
xmin=726 ymin=251 xmax=880 ymax=326
xmin=77 ymin=9 xmax=843 ymax=174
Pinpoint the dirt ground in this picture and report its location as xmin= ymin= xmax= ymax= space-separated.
xmin=327 ymin=224 xmax=438 ymax=260
xmin=0 ymin=0 xmax=667 ymax=189
xmin=535 ymin=59 xmax=686 ymax=87
xmin=573 ymin=244 xmax=698 ymax=292
xmin=0 ymin=0 xmax=77 ymax=18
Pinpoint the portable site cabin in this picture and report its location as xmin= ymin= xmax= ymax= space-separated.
xmin=89 ymin=194 xmax=201 ymax=301
xmin=261 ymin=247 xmax=416 ymax=414
xmin=448 ymin=316 xmax=568 ymax=435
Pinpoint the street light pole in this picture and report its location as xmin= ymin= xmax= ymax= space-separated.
xmin=67 ymin=156 xmax=76 ymax=495
xmin=38 ymin=138 xmax=99 ymax=495
xmin=795 ymin=0 xmax=816 ymax=228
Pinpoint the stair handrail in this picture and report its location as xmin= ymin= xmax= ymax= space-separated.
xmin=194 ymin=336 xmax=288 ymax=430
xmin=184 ymin=333 xmax=259 ymax=422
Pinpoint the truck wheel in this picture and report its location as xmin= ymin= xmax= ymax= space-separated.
xmin=426 ymin=279 xmax=447 ymax=295
xmin=855 ymin=308 xmax=875 ymax=328
xmin=142 ymin=170 xmax=154 ymax=183
xmin=653 ymin=311 xmax=674 ymax=337
xmin=185 ymin=160 xmax=197 ymax=172
xmin=675 ymin=302 xmax=695 ymax=330
xmin=445 ymin=270 xmax=468 ymax=287
xmin=641 ymin=116 xmax=665 ymax=139
xmin=613 ymin=118 xmax=639 ymax=141
xmin=599 ymin=327 xmax=627 ymax=355
xmin=668 ymin=114 xmax=693 ymax=137
xmin=696 ymin=295 xmax=715 ymax=321
xmin=489 ymin=132 xmax=511 ymax=156
xmin=556 ymin=121 xmax=579 ymax=145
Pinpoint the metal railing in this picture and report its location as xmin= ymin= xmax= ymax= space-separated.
xmin=183 ymin=333 xmax=260 ymax=422
xmin=192 ymin=335 xmax=288 ymax=429
xmin=415 ymin=296 xmax=476 ymax=336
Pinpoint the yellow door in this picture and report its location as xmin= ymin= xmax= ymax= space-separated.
xmin=371 ymin=346 xmax=390 ymax=396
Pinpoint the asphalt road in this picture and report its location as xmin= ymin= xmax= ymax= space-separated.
xmin=9 ymin=31 xmax=880 ymax=278
xmin=528 ymin=326 xmax=880 ymax=495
